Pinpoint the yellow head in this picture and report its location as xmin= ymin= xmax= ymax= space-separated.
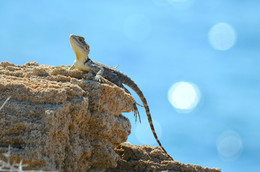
xmin=69 ymin=34 xmax=90 ymax=62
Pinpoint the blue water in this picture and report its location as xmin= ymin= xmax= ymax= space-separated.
xmin=1 ymin=1 xmax=259 ymax=171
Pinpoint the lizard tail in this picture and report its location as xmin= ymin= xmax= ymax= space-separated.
xmin=142 ymin=97 xmax=174 ymax=161
xmin=118 ymin=73 xmax=174 ymax=160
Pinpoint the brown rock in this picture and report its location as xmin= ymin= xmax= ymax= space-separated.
xmin=107 ymin=143 xmax=221 ymax=172
xmin=0 ymin=61 xmax=133 ymax=171
xmin=0 ymin=61 xmax=221 ymax=172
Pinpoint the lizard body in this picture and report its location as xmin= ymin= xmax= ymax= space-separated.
xmin=69 ymin=34 xmax=173 ymax=160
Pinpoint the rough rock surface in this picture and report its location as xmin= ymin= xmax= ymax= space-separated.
xmin=107 ymin=143 xmax=221 ymax=172
xmin=0 ymin=61 xmax=221 ymax=171
xmin=0 ymin=61 xmax=134 ymax=171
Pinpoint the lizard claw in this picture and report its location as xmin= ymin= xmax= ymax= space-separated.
xmin=133 ymin=103 xmax=141 ymax=123
xmin=94 ymin=75 xmax=106 ymax=83
xmin=136 ymin=102 xmax=144 ymax=107
xmin=94 ymin=75 xmax=115 ymax=87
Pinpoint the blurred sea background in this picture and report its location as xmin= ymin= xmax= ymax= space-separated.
xmin=0 ymin=0 xmax=259 ymax=171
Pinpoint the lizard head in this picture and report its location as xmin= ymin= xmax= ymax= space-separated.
xmin=69 ymin=34 xmax=90 ymax=61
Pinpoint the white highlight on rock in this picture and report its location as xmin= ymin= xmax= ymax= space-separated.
xmin=135 ymin=118 xmax=162 ymax=145
xmin=217 ymin=130 xmax=243 ymax=161
xmin=208 ymin=22 xmax=237 ymax=51
xmin=0 ymin=96 xmax=11 ymax=111
xmin=168 ymin=81 xmax=200 ymax=113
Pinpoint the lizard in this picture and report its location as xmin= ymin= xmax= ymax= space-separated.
xmin=68 ymin=34 xmax=174 ymax=160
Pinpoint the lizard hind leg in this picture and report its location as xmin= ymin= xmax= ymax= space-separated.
xmin=133 ymin=103 xmax=141 ymax=123
xmin=122 ymin=86 xmax=141 ymax=123
xmin=102 ymin=72 xmax=141 ymax=123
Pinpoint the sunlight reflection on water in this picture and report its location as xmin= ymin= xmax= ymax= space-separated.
xmin=168 ymin=81 xmax=200 ymax=113
xmin=208 ymin=22 xmax=237 ymax=51
xmin=217 ymin=130 xmax=243 ymax=161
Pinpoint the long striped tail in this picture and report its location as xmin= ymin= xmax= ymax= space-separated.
xmin=118 ymin=73 xmax=174 ymax=160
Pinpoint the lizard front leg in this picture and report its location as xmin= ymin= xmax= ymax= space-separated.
xmin=85 ymin=61 xmax=107 ymax=83
xmin=94 ymin=67 xmax=106 ymax=83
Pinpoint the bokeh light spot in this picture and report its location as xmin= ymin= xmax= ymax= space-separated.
xmin=217 ymin=130 xmax=243 ymax=161
xmin=208 ymin=22 xmax=237 ymax=51
xmin=168 ymin=81 xmax=200 ymax=113
xmin=135 ymin=119 xmax=162 ymax=145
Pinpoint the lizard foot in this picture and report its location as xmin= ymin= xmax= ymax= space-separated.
xmin=94 ymin=75 xmax=106 ymax=83
xmin=94 ymin=75 xmax=115 ymax=87
xmin=133 ymin=103 xmax=141 ymax=123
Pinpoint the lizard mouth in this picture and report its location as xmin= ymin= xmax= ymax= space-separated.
xmin=70 ymin=34 xmax=80 ymax=45
xmin=70 ymin=34 xmax=87 ymax=49
xmin=69 ymin=34 xmax=90 ymax=61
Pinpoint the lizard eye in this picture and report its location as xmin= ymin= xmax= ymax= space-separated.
xmin=85 ymin=44 xmax=90 ymax=50
xmin=78 ymin=37 xmax=85 ymax=42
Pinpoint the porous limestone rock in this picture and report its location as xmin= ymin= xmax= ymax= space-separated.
xmin=107 ymin=143 xmax=221 ymax=172
xmin=0 ymin=61 xmax=134 ymax=171
xmin=0 ymin=61 xmax=221 ymax=172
